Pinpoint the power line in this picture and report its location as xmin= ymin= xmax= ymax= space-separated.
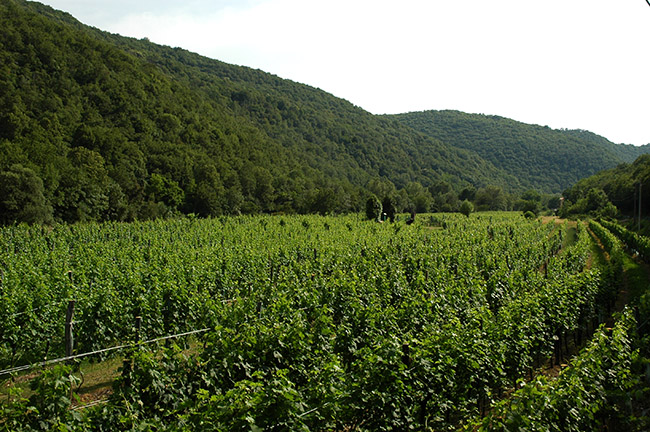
xmin=0 ymin=327 xmax=210 ymax=378
xmin=71 ymin=398 xmax=110 ymax=411
xmin=6 ymin=299 xmax=73 ymax=319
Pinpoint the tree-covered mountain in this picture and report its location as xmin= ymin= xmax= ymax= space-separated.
xmin=390 ymin=110 xmax=650 ymax=194
xmin=1 ymin=0 xmax=523 ymax=224
xmin=2 ymin=0 xmax=647 ymax=224
xmin=560 ymin=129 xmax=649 ymax=160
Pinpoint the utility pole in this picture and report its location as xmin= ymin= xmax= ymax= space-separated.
xmin=634 ymin=187 xmax=638 ymax=228
xmin=639 ymin=182 xmax=643 ymax=232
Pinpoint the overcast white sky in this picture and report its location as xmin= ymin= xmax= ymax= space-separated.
xmin=37 ymin=0 xmax=650 ymax=145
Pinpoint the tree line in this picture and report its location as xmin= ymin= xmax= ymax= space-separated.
xmin=559 ymin=154 xmax=650 ymax=230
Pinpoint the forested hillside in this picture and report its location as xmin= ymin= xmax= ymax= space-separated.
xmin=0 ymin=0 xmax=520 ymax=224
xmin=2 ymin=0 xmax=647 ymax=225
xmin=561 ymin=154 xmax=650 ymax=219
xmin=391 ymin=110 xmax=650 ymax=193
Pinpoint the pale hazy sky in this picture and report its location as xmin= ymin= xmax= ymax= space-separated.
xmin=37 ymin=0 xmax=650 ymax=145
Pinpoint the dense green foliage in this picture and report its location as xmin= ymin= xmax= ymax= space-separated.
xmin=2 ymin=0 xmax=650 ymax=426
xmin=562 ymin=154 xmax=650 ymax=220
xmin=1 ymin=0 xmax=641 ymax=224
xmin=391 ymin=110 xmax=650 ymax=194
xmin=364 ymin=195 xmax=382 ymax=221
xmin=459 ymin=200 xmax=473 ymax=217
xmin=0 ymin=0 xmax=526 ymax=224
xmin=0 ymin=164 xmax=53 ymax=224
xmin=3 ymin=213 xmax=643 ymax=430
xmin=599 ymin=218 xmax=650 ymax=263
xmin=473 ymin=220 xmax=650 ymax=431
xmin=477 ymin=310 xmax=647 ymax=431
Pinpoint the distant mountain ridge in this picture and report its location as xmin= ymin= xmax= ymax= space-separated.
xmin=390 ymin=110 xmax=650 ymax=193
xmin=560 ymin=128 xmax=650 ymax=162
xmin=1 ymin=0 xmax=648 ymax=223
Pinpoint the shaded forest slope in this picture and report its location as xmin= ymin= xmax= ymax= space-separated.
xmin=391 ymin=110 xmax=650 ymax=193
xmin=0 ymin=0 xmax=515 ymax=222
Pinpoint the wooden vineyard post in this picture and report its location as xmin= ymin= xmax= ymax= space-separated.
xmin=62 ymin=300 xmax=76 ymax=407
xmin=122 ymin=315 xmax=142 ymax=388
xmin=135 ymin=316 xmax=142 ymax=345
xmin=135 ymin=315 xmax=142 ymax=353
xmin=65 ymin=300 xmax=76 ymax=361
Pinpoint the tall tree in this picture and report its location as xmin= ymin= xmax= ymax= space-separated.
xmin=0 ymin=164 xmax=53 ymax=224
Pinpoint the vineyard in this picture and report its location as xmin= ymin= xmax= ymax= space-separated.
xmin=1 ymin=213 xmax=649 ymax=430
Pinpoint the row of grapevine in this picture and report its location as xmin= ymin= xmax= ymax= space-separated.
xmin=588 ymin=220 xmax=625 ymax=314
xmin=475 ymin=309 xmax=646 ymax=431
xmin=468 ymin=220 xmax=650 ymax=431
xmin=588 ymin=219 xmax=624 ymax=260
xmin=0 ymin=214 xmax=622 ymax=430
xmin=595 ymin=219 xmax=650 ymax=344
xmin=599 ymin=218 xmax=650 ymax=262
